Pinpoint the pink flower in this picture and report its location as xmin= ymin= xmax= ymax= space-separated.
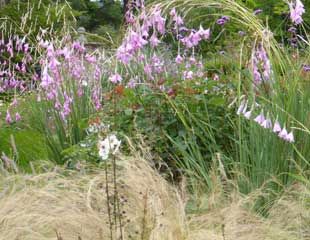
xmin=39 ymin=39 xmax=49 ymax=48
xmin=216 ymin=16 xmax=230 ymax=26
xmin=253 ymin=9 xmax=263 ymax=15
xmin=213 ymin=74 xmax=219 ymax=81
xmin=189 ymin=56 xmax=196 ymax=64
xmin=273 ymin=120 xmax=282 ymax=133
xmin=170 ymin=8 xmax=176 ymax=16
xmin=278 ymin=127 xmax=288 ymax=139
xmin=41 ymin=66 xmax=53 ymax=89
xmin=127 ymin=79 xmax=136 ymax=89
xmin=23 ymin=43 xmax=29 ymax=53
xmin=116 ymin=45 xmax=132 ymax=64
xmin=153 ymin=8 xmax=166 ymax=34
xmin=61 ymin=92 xmax=73 ymax=119
xmin=254 ymin=112 xmax=265 ymax=125
xmin=6 ymin=111 xmax=12 ymax=124
xmin=237 ymin=100 xmax=247 ymax=115
xmin=47 ymin=43 xmax=55 ymax=58
xmin=10 ymin=98 xmax=18 ymax=107
xmin=57 ymin=47 xmax=71 ymax=60
xmin=244 ymin=110 xmax=252 ymax=119
xmin=252 ymin=44 xmax=271 ymax=85
xmin=48 ymin=57 xmax=60 ymax=70
xmin=109 ymin=73 xmax=122 ymax=84
xmin=171 ymin=8 xmax=184 ymax=26
xmin=72 ymin=41 xmax=86 ymax=53
xmin=173 ymin=15 xmax=184 ymax=26
xmin=196 ymin=71 xmax=204 ymax=78
xmin=261 ymin=118 xmax=272 ymax=129
xmin=6 ymin=39 xmax=14 ymax=58
xmin=285 ymin=131 xmax=295 ymax=143
xmin=129 ymin=30 xmax=148 ymax=50
xmin=191 ymin=32 xmax=202 ymax=46
xmin=150 ymin=33 xmax=160 ymax=47
xmin=85 ymin=54 xmax=97 ymax=63
xmin=144 ymin=64 xmax=152 ymax=76
xmin=181 ymin=31 xmax=202 ymax=48
xmin=175 ymin=54 xmax=183 ymax=64
xmin=198 ymin=26 xmax=210 ymax=40
xmin=15 ymin=112 xmax=21 ymax=122
xmin=183 ymin=70 xmax=194 ymax=80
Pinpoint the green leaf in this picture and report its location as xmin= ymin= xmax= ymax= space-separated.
xmin=208 ymin=96 xmax=225 ymax=106
xmin=124 ymin=108 xmax=133 ymax=116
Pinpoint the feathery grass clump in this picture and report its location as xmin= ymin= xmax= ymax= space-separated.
xmin=0 ymin=150 xmax=309 ymax=240
xmin=0 ymin=152 xmax=186 ymax=240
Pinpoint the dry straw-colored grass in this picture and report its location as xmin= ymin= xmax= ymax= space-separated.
xmin=0 ymin=152 xmax=186 ymax=240
xmin=187 ymin=184 xmax=310 ymax=240
xmin=0 ymin=151 xmax=309 ymax=240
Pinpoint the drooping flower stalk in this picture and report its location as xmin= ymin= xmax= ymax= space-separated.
xmin=251 ymin=43 xmax=272 ymax=88
xmin=237 ymin=100 xmax=295 ymax=143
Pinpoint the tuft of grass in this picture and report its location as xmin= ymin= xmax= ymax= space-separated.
xmin=0 ymin=150 xmax=187 ymax=240
xmin=0 ymin=145 xmax=308 ymax=240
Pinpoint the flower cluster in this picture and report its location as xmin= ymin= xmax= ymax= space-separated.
xmin=124 ymin=0 xmax=145 ymax=24
xmin=180 ymin=26 xmax=210 ymax=49
xmin=237 ymin=100 xmax=294 ymax=143
xmin=251 ymin=43 xmax=272 ymax=87
xmin=116 ymin=5 xmax=165 ymax=64
xmin=98 ymin=134 xmax=121 ymax=160
xmin=289 ymin=0 xmax=305 ymax=25
xmin=114 ymin=5 xmax=212 ymax=90
xmin=38 ymin=36 xmax=105 ymax=119
xmin=181 ymin=56 xmax=205 ymax=80
xmin=170 ymin=7 xmax=184 ymax=28
xmin=0 ymin=35 xmax=36 ymax=124
xmin=0 ymin=36 xmax=34 ymax=92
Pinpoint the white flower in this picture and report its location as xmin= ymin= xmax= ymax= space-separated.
xmin=98 ymin=134 xmax=121 ymax=160
xmin=285 ymin=131 xmax=295 ymax=143
xmin=244 ymin=110 xmax=252 ymax=119
xmin=237 ymin=100 xmax=247 ymax=115
xmin=87 ymin=125 xmax=98 ymax=134
xmin=273 ymin=120 xmax=282 ymax=133
xmin=254 ymin=112 xmax=265 ymax=125
xmin=82 ymin=80 xmax=88 ymax=86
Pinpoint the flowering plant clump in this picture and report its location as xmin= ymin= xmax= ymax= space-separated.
xmin=0 ymin=35 xmax=37 ymax=123
xmin=0 ymin=0 xmax=308 ymax=197
xmin=111 ymin=3 xmax=214 ymax=97
xmin=0 ymin=35 xmax=34 ymax=93
xmin=38 ymin=36 xmax=106 ymax=119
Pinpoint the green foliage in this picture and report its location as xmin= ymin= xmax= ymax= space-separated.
xmin=0 ymin=127 xmax=48 ymax=170
xmin=0 ymin=0 xmax=309 ymax=218
xmin=61 ymin=133 xmax=100 ymax=168
xmin=0 ymin=0 xmax=75 ymax=39
xmin=70 ymin=0 xmax=123 ymax=31
xmin=28 ymin=92 xmax=93 ymax=163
